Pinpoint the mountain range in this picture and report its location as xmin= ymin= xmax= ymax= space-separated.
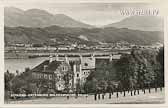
xmin=105 ymin=16 xmax=163 ymax=31
xmin=5 ymin=7 xmax=163 ymax=31
xmin=4 ymin=7 xmax=164 ymax=46
xmin=4 ymin=7 xmax=94 ymax=28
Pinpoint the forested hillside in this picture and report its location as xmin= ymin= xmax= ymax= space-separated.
xmin=5 ymin=26 xmax=163 ymax=45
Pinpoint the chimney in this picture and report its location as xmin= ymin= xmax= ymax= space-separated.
xmin=43 ymin=65 xmax=47 ymax=72
xmin=91 ymin=53 xmax=94 ymax=59
xmin=65 ymin=55 xmax=69 ymax=64
xmin=49 ymin=55 xmax=53 ymax=63
xmin=55 ymin=54 xmax=59 ymax=61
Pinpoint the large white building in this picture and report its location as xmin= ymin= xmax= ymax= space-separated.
xmin=60 ymin=54 xmax=96 ymax=90
xmin=55 ymin=53 xmax=121 ymax=90
xmin=29 ymin=53 xmax=121 ymax=93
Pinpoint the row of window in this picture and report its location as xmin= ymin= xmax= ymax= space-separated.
xmin=32 ymin=71 xmax=90 ymax=82
xmin=62 ymin=66 xmax=68 ymax=71
xmin=32 ymin=73 xmax=53 ymax=80
xmin=75 ymin=71 xmax=90 ymax=77
xmin=83 ymin=71 xmax=90 ymax=75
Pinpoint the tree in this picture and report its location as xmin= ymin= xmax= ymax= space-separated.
xmin=10 ymin=76 xmax=27 ymax=94
xmin=84 ymin=77 xmax=98 ymax=93
xmin=107 ymin=81 xmax=115 ymax=92
xmin=115 ymin=54 xmax=137 ymax=89
xmin=98 ymin=79 xmax=108 ymax=93
xmin=143 ymin=61 xmax=155 ymax=86
xmin=156 ymin=47 xmax=164 ymax=87
xmin=84 ymin=48 xmax=164 ymax=93
xmin=4 ymin=70 xmax=15 ymax=91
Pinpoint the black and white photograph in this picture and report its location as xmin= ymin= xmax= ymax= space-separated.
xmin=2 ymin=0 xmax=165 ymax=105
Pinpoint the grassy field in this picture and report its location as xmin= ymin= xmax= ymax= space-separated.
xmin=6 ymin=88 xmax=164 ymax=104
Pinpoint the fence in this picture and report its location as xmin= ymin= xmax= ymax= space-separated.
xmin=93 ymin=87 xmax=163 ymax=101
xmin=5 ymin=87 xmax=164 ymax=104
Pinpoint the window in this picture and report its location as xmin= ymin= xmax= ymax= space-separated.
xmin=49 ymin=75 xmax=52 ymax=80
xmin=39 ymin=74 xmax=42 ymax=79
xmin=84 ymin=72 xmax=85 ymax=75
xmin=84 ymin=63 xmax=88 ymax=66
xmin=69 ymin=75 xmax=72 ymax=79
xmin=32 ymin=73 xmax=36 ymax=78
xmin=62 ymin=66 xmax=67 ymax=71
xmin=77 ymin=73 xmax=79 ymax=77
xmin=58 ymin=75 xmax=61 ymax=80
xmin=44 ymin=74 xmax=48 ymax=79
xmin=36 ymin=73 xmax=39 ymax=78
xmin=49 ymin=83 xmax=52 ymax=88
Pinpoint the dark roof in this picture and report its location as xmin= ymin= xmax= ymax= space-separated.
xmin=31 ymin=60 xmax=62 ymax=73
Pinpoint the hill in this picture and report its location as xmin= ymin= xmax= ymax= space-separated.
xmin=104 ymin=16 xmax=163 ymax=31
xmin=4 ymin=7 xmax=93 ymax=28
xmin=4 ymin=26 xmax=163 ymax=45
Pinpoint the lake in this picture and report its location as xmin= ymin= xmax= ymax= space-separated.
xmin=4 ymin=57 xmax=82 ymax=74
xmin=5 ymin=57 xmax=49 ymax=74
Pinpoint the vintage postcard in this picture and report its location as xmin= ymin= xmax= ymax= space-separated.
xmin=0 ymin=0 xmax=167 ymax=107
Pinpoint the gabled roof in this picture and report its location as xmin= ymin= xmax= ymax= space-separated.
xmin=31 ymin=60 xmax=62 ymax=73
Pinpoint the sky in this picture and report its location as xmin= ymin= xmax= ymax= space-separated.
xmin=4 ymin=3 xmax=161 ymax=26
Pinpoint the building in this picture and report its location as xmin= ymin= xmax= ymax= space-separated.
xmin=29 ymin=55 xmax=73 ymax=93
xmin=67 ymin=54 xmax=96 ymax=89
xmin=27 ymin=53 xmax=121 ymax=93
xmin=80 ymin=55 xmax=95 ymax=85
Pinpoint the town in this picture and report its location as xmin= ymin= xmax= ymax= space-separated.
xmin=5 ymin=41 xmax=163 ymax=59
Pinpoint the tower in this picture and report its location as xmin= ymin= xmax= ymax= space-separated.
xmin=109 ymin=54 xmax=113 ymax=62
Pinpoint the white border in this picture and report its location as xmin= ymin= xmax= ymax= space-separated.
xmin=0 ymin=0 xmax=167 ymax=107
